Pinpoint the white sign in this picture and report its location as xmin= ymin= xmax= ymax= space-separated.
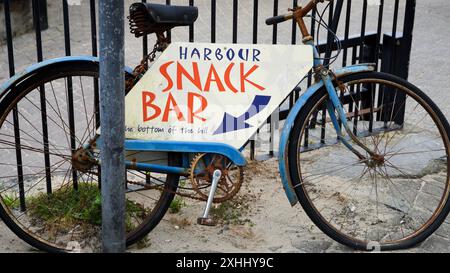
xmin=125 ymin=42 xmax=313 ymax=149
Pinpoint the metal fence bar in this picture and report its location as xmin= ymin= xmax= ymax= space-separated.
xmin=40 ymin=0 xmax=48 ymax=29
xmin=249 ymin=0 xmax=259 ymax=160
xmin=31 ymin=0 xmax=53 ymax=194
xmin=358 ymin=0 xmax=368 ymax=64
xmin=339 ymin=0 xmax=351 ymax=133
xmin=89 ymin=0 xmax=101 ymax=188
xmin=253 ymin=0 xmax=258 ymax=44
xmin=4 ymin=0 xmax=26 ymax=211
xmin=232 ymin=0 xmax=238 ymax=43
xmin=62 ymin=0 xmax=78 ymax=190
xmin=290 ymin=0 xmax=298 ymax=108
xmin=90 ymin=0 xmax=100 ymax=128
xmin=373 ymin=0 xmax=384 ymax=69
xmin=342 ymin=0 xmax=351 ymax=67
xmin=324 ymin=0 xmax=343 ymax=66
xmin=388 ymin=0 xmax=400 ymax=72
xmin=366 ymin=1 xmax=385 ymax=133
xmin=305 ymin=5 xmax=316 ymax=95
xmin=90 ymin=0 xmax=98 ymax=57
xmin=268 ymin=0 xmax=279 ymax=156
xmin=211 ymin=0 xmax=216 ymax=43
xmin=166 ymin=0 xmax=171 ymax=41
xmin=142 ymin=0 xmax=148 ymax=56
xmin=400 ymin=0 xmax=415 ymax=80
xmin=3 ymin=0 xmax=14 ymax=76
xmin=272 ymin=0 xmax=278 ymax=45
xmin=189 ymin=0 xmax=194 ymax=42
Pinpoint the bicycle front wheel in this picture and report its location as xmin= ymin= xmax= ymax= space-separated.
xmin=289 ymin=72 xmax=450 ymax=251
xmin=0 ymin=62 xmax=180 ymax=252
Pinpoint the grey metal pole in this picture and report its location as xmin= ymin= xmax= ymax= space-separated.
xmin=99 ymin=0 xmax=126 ymax=253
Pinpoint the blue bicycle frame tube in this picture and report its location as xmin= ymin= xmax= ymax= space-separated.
xmin=125 ymin=161 xmax=188 ymax=175
xmin=279 ymin=41 xmax=375 ymax=205
xmin=309 ymin=39 xmax=359 ymax=156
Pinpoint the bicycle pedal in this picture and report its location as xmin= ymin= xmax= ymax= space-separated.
xmin=197 ymin=217 xmax=217 ymax=226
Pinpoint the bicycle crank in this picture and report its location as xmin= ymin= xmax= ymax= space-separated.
xmin=189 ymin=153 xmax=244 ymax=203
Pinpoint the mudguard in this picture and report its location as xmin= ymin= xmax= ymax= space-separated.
xmin=279 ymin=63 xmax=376 ymax=206
xmin=0 ymin=56 xmax=133 ymax=100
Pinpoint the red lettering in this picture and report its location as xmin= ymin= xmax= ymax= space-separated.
xmin=177 ymin=61 xmax=202 ymax=91
xmin=160 ymin=61 xmax=266 ymax=94
xmin=224 ymin=63 xmax=238 ymax=93
xmin=160 ymin=61 xmax=174 ymax=92
xmin=162 ymin=93 xmax=185 ymax=122
xmin=240 ymin=63 xmax=265 ymax=92
xmin=204 ymin=64 xmax=225 ymax=92
xmin=187 ymin=92 xmax=207 ymax=123
xmin=142 ymin=91 xmax=161 ymax=122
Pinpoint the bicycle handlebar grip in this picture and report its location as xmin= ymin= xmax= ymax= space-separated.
xmin=265 ymin=14 xmax=289 ymax=25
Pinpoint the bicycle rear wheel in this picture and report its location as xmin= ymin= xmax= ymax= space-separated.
xmin=289 ymin=72 xmax=450 ymax=250
xmin=0 ymin=62 xmax=180 ymax=252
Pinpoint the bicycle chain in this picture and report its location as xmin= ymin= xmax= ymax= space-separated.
xmin=126 ymin=178 xmax=211 ymax=201
xmin=125 ymin=43 xmax=160 ymax=92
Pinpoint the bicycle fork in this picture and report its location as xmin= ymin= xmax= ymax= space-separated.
xmin=321 ymin=71 xmax=376 ymax=163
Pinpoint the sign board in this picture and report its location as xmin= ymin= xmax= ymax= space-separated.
xmin=125 ymin=42 xmax=313 ymax=149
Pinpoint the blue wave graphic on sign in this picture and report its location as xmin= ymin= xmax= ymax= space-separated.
xmin=213 ymin=95 xmax=271 ymax=135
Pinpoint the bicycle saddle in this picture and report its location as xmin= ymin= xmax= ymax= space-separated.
xmin=129 ymin=3 xmax=198 ymax=37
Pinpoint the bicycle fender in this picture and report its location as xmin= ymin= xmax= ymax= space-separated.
xmin=279 ymin=63 xmax=375 ymax=206
xmin=0 ymin=56 xmax=133 ymax=100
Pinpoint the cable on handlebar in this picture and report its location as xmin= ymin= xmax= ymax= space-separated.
xmin=309 ymin=2 xmax=342 ymax=68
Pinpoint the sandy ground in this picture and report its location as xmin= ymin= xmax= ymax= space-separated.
xmin=129 ymin=157 xmax=354 ymax=253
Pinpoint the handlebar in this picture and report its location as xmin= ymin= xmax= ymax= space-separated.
xmin=265 ymin=14 xmax=293 ymax=25
xmin=265 ymin=0 xmax=331 ymax=26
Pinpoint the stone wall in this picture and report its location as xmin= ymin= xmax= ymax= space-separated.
xmin=0 ymin=0 xmax=34 ymax=45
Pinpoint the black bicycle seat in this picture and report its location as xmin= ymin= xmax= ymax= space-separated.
xmin=129 ymin=3 xmax=198 ymax=37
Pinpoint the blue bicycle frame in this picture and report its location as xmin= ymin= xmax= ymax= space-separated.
xmin=115 ymin=40 xmax=376 ymax=206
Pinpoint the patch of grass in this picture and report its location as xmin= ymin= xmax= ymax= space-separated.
xmin=26 ymin=183 xmax=147 ymax=233
xmin=2 ymin=194 xmax=20 ymax=209
xmin=169 ymin=196 xmax=185 ymax=214
xmin=210 ymin=197 xmax=252 ymax=225
xmin=135 ymin=235 xmax=150 ymax=249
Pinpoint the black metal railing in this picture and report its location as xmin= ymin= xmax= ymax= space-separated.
xmin=2 ymin=0 xmax=416 ymax=160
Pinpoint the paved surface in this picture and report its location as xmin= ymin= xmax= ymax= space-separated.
xmin=0 ymin=0 xmax=449 ymax=253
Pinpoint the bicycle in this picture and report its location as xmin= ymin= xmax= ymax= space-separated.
xmin=0 ymin=0 xmax=449 ymax=252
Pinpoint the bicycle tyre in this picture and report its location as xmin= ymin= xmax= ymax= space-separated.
xmin=288 ymin=71 xmax=450 ymax=251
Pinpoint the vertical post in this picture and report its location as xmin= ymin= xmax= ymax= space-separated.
xmin=99 ymin=0 xmax=126 ymax=253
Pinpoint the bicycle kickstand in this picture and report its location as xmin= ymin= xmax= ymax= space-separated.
xmin=197 ymin=169 xmax=222 ymax=226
